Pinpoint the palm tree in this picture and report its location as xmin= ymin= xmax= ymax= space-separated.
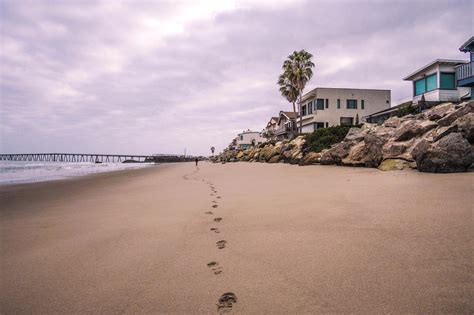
xmin=278 ymin=50 xmax=314 ymax=134
xmin=277 ymin=74 xmax=299 ymax=127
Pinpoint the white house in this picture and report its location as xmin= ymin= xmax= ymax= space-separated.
xmin=298 ymin=87 xmax=391 ymax=133
xmin=262 ymin=116 xmax=279 ymax=141
xmin=274 ymin=111 xmax=298 ymax=140
xmin=403 ymin=59 xmax=470 ymax=103
xmin=235 ymin=130 xmax=265 ymax=149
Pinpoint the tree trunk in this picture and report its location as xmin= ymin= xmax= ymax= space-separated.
xmin=292 ymin=101 xmax=297 ymax=134
xmin=298 ymin=91 xmax=303 ymax=134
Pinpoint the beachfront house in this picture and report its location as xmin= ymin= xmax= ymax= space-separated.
xmin=236 ymin=130 xmax=265 ymax=149
xmin=403 ymin=59 xmax=471 ymax=104
xmin=262 ymin=117 xmax=278 ymax=141
xmin=298 ymin=87 xmax=391 ymax=132
xmin=275 ymin=111 xmax=298 ymax=140
xmin=456 ymin=36 xmax=474 ymax=100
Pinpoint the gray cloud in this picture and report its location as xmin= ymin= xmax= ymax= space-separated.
xmin=1 ymin=0 xmax=472 ymax=155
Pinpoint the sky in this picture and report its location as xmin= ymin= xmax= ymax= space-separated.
xmin=0 ymin=0 xmax=472 ymax=156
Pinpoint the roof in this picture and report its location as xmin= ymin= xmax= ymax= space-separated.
xmin=280 ymin=111 xmax=298 ymax=119
xmin=403 ymin=59 xmax=469 ymax=81
xmin=301 ymin=86 xmax=391 ymax=102
xmin=363 ymin=101 xmax=412 ymax=117
xmin=459 ymin=36 xmax=474 ymax=52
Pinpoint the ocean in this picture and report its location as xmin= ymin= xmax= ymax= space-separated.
xmin=0 ymin=160 xmax=154 ymax=185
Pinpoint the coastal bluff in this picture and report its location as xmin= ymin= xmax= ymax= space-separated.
xmin=213 ymin=101 xmax=474 ymax=173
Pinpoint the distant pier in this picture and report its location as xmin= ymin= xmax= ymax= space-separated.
xmin=0 ymin=153 xmax=195 ymax=163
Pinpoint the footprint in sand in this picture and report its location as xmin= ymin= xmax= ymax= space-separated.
xmin=212 ymin=204 xmax=218 ymax=208
xmin=217 ymin=292 xmax=237 ymax=313
xmin=214 ymin=217 xmax=222 ymax=222
xmin=207 ymin=261 xmax=223 ymax=275
xmin=216 ymin=196 xmax=221 ymax=199
xmin=212 ymin=200 xmax=217 ymax=204
xmin=216 ymin=240 xmax=227 ymax=249
xmin=205 ymin=211 xmax=214 ymax=215
xmin=210 ymin=227 xmax=220 ymax=233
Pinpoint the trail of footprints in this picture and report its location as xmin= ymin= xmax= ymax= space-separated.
xmin=202 ymin=179 xmax=237 ymax=313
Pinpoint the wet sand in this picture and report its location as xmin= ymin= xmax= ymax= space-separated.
xmin=1 ymin=162 xmax=473 ymax=313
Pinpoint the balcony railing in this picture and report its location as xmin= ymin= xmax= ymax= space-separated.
xmin=275 ymin=125 xmax=297 ymax=135
xmin=456 ymin=62 xmax=473 ymax=81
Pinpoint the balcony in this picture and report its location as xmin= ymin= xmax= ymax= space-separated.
xmin=275 ymin=125 xmax=297 ymax=136
xmin=456 ymin=62 xmax=474 ymax=87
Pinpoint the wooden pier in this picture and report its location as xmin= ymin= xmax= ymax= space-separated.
xmin=0 ymin=153 xmax=194 ymax=163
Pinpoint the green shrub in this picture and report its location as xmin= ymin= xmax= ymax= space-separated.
xmin=394 ymin=104 xmax=419 ymax=117
xmin=303 ymin=125 xmax=354 ymax=153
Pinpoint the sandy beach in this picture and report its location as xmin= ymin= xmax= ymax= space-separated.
xmin=1 ymin=162 xmax=472 ymax=313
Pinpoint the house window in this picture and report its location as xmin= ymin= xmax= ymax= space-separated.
xmin=426 ymin=73 xmax=437 ymax=91
xmin=307 ymin=101 xmax=313 ymax=114
xmin=337 ymin=99 xmax=340 ymax=109
xmin=414 ymin=73 xmax=437 ymax=96
xmin=346 ymin=99 xmax=357 ymax=109
xmin=240 ymin=135 xmax=243 ymax=140
xmin=316 ymin=99 xmax=324 ymax=110
xmin=315 ymin=122 xmax=325 ymax=129
xmin=302 ymin=105 xmax=307 ymax=116
xmin=361 ymin=100 xmax=365 ymax=110
xmin=325 ymin=122 xmax=329 ymax=128
xmin=440 ymin=72 xmax=455 ymax=89
xmin=325 ymin=99 xmax=329 ymax=108
xmin=340 ymin=117 xmax=354 ymax=126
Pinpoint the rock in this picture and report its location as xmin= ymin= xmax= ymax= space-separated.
xmin=383 ymin=116 xmax=402 ymax=128
xmin=236 ymin=151 xmax=244 ymax=159
xmin=393 ymin=120 xmax=438 ymax=142
xmin=453 ymin=112 xmax=474 ymax=143
xmin=433 ymin=124 xmax=458 ymax=142
xmin=342 ymin=134 xmax=385 ymax=167
xmin=416 ymin=133 xmax=473 ymax=173
xmin=437 ymin=101 xmax=473 ymax=126
xmin=382 ymin=139 xmax=412 ymax=160
xmin=344 ymin=127 xmax=365 ymax=141
xmin=320 ymin=141 xmax=353 ymax=165
xmin=268 ymin=155 xmax=281 ymax=163
xmin=378 ymin=159 xmax=412 ymax=171
xmin=422 ymin=103 xmax=455 ymax=121
xmin=299 ymin=152 xmax=321 ymax=166
xmin=261 ymin=145 xmax=278 ymax=161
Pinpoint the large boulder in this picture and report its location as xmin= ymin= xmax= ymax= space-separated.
xmin=382 ymin=139 xmax=413 ymax=161
xmin=342 ymin=134 xmax=386 ymax=167
xmin=344 ymin=127 xmax=365 ymax=141
xmin=383 ymin=116 xmax=403 ymax=128
xmin=236 ymin=151 xmax=244 ymax=159
xmin=268 ymin=155 xmax=281 ymax=163
xmin=416 ymin=133 xmax=473 ymax=173
xmin=378 ymin=159 xmax=412 ymax=171
xmin=422 ymin=103 xmax=455 ymax=121
xmin=320 ymin=141 xmax=353 ymax=165
xmin=453 ymin=112 xmax=474 ymax=143
xmin=437 ymin=101 xmax=473 ymax=126
xmin=261 ymin=145 xmax=278 ymax=161
xmin=393 ymin=120 xmax=438 ymax=142
xmin=299 ymin=152 xmax=321 ymax=166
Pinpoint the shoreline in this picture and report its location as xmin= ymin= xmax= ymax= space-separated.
xmin=1 ymin=162 xmax=472 ymax=313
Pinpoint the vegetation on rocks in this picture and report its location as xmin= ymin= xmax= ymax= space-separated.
xmin=303 ymin=125 xmax=354 ymax=153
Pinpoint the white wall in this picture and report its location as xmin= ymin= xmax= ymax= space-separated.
xmin=299 ymin=88 xmax=391 ymax=132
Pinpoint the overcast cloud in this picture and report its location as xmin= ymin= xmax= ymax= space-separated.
xmin=1 ymin=0 xmax=472 ymax=155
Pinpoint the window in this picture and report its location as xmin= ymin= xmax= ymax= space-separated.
xmin=340 ymin=117 xmax=354 ymax=126
xmin=440 ymin=72 xmax=455 ymax=89
xmin=301 ymin=105 xmax=307 ymax=116
xmin=325 ymin=122 xmax=329 ymax=128
xmin=337 ymin=99 xmax=341 ymax=109
xmin=361 ymin=100 xmax=365 ymax=110
xmin=315 ymin=122 xmax=325 ymax=129
xmin=426 ymin=73 xmax=437 ymax=91
xmin=414 ymin=73 xmax=437 ymax=96
xmin=307 ymin=101 xmax=313 ymax=114
xmin=325 ymin=99 xmax=329 ymax=108
xmin=240 ymin=135 xmax=243 ymax=140
xmin=316 ymin=99 xmax=324 ymax=110
xmin=346 ymin=99 xmax=357 ymax=109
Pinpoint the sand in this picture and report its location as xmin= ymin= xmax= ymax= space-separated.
xmin=1 ymin=162 xmax=473 ymax=313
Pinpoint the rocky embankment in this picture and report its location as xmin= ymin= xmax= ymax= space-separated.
xmin=214 ymin=101 xmax=473 ymax=173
